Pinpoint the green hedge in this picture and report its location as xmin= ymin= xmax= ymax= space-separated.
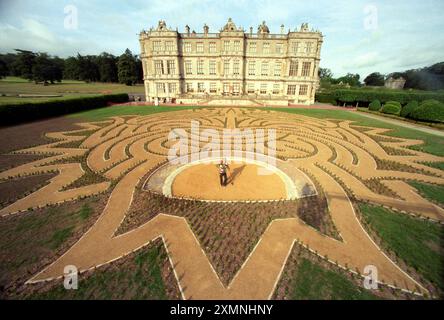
xmin=368 ymin=99 xmax=381 ymax=111
xmin=331 ymin=89 xmax=444 ymax=106
xmin=409 ymin=99 xmax=444 ymax=123
xmin=0 ymin=93 xmax=129 ymax=126
xmin=381 ymin=101 xmax=401 ymax=115
xmin=400 ymin=100 xmax=419 ymax=118
xmin=315 ymin=92 xmax=336 ymax=105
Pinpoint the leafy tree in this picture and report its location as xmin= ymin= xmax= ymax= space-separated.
xmin=96 ymin=52 xmax=118 ymax=83
xmin=11 ymin=49 xmax=36 ymax=80
xmin=135 ymin=55 xmax=143 ymax=83
xmin=319 ymin=68 xmax=333 ymax=80
xmin=117 ymin=49 xmax=137 ymax=86
xmin=387 ymin=62 xmax=444 ymax=91
xmin=0 ymin=59 xmax=7 ymax=79
xmin=364 ymin=72 xmax=385 ymax=86
xmin=77 ymin=54 xmax=100 ymax=82
xmin=63 ymin=56 xmax=80 ymax=80
xmin=0 ymin=53 xmax=19 ymax=76
xmin=31 ymin=53 xmax=63 ymax=84
xmin=332 ymin=73 xmax=361 ymax=87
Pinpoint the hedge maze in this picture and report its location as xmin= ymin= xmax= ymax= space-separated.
xmin=1 ymin=107 xmax=443 ymax=299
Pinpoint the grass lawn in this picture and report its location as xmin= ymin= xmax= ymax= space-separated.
xmin=407 ymin=181 xmax=444 ymax=206
xmin=288 ymin=258 xmax=378 ymax=300
xmin=27 ymin=242 xmax=170 ymax=300
xmin=0 ymin=198 xmax=101 ymax=292
xmin=0 ymin=77 xmax=144 ymax=105
xmin=359 ymin=203 xmax=444 ymax=291
xmin=422 ymin=162 xmax=444 ymax=171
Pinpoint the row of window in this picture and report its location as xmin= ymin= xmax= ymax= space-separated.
xmin=154 ymin=82 xmax=310 ymax=96
xmin=156 ymin=82 xmax=177 ymax=94
xmin=152 ymin=40 xmax=317 ymax=55
xmin=154 ymin=60 xmax=176 ymax=75
xmin=154 ymin=59 xmax=311 ymax=77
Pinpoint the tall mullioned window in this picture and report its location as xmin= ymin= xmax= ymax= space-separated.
xmin=156 ymin=83 xmax=165 ymax=93
xmin=167 ymin=60 xmax=175 ymax=75
xmin=275 ymin=43 xmax=283 ymax=54
xmin=233 ymin=60 xmax=240 ymax=75
xmin=169 ymin=83 xmax=176 ymax=93
xmin=292 ymin=42 xmax=299 ymax=54
xmin=302 ymin=62 xmax=311 ymax=76
xmin=299 ymin=84 xmax=308 ymax=96
xmin=198 ymin=82 xmax=205 ymax=93
xmin=209 ymin=42 xmax=216 ymax=53
xmin=248 ymin=61 xmax=256 ymax=76
xmin=223 ymin=83 xmax=230 ymax=94
xmin=233 ymin=83 xmax=240 ymax=95
xmin=165 ymin=41 xmax=174 ymax=52
xmin=186 ymin=83 xmax=193 ymax=93
xmin=196 ymin=42 xmax=204 ymax=53
xmin=289 ymin=60 xmax=298 ymax=76
xmin=274 ymin=61 xmax=282 ymax=77
xmin=234 ymin=40 xmax=241 ymax=52
xmin=306 ymin=42 xmax=312 ymax=54
xmin=261 ymin=61 xmax=269 ymax=76
xmin=263 ymin=42 xmax=270 ymax=54
xmin=209 ymin=60 xmax=216 ymax=75
xmin=210 ymin=82 xmax=217 ymax=93
xmin=287 ymin=85 xmax=296 ymax=95
xmin=247 ymin=83 xmax=254 ymax=94
xmin=154 ymin=60 xmax=164 ymax=75
xmin=260 ymin=83 xmax=267 ymax=94
xmin=224 ymin=41 xmax=230 ymax=52
xmin=249 ymin=42 xmax=257 ymax=53
xmin=223 ymin=61 xmax=230 ymax=75
xmin=197 ymin=60 xmax=204 ymax=75
xmin=273 ymin=83 xmax=280 ymax=94
xmin=184 ymin=42 xmax=192 ymax=53
xmin=153 ymin=41 xmax=162 ymax=52
xmin=185 ymin=61 xmax=192 ymax=75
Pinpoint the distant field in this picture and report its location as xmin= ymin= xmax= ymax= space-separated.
xmin=0 ymin=77 xmax=144 ymax=105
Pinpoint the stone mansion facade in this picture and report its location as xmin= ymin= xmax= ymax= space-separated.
xmin=139 ymin=19 xmax=323 ymax=105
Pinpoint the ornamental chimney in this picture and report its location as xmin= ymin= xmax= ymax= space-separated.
xmin=185 ymin=24 xmax=190 ymax=36
xmin=203 ymin=24 xmax=209 ymax=36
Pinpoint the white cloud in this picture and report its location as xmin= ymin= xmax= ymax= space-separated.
xmin=0 ymin=0 xmax=443 ymax=79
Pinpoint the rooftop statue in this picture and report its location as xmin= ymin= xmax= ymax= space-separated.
xmin=156 ymin=20 xmax=169 ymax=31
xmin=222 ymin=17 xmax=238 ymax=32
xmin=300 ymin=23 xmax=309 ymax=32
xmin=257 ymin=21 xmax=270 ymax=34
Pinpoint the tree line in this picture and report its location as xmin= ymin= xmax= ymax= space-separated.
xmin=0 ymin=49 xmax=143 ymax=86
xmin=319 ymin=61 xmax=444 ymax=91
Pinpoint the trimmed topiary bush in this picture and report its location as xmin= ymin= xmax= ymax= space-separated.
xmin=381 ymin=101 xmax=401 ymax=115
xmin=409 ymin=99 xmax=444 ymax=123
xmin=368 ymin=99 xmax=381 ymax=111
xmin=400 ymin=100 xmax=419 ymax=118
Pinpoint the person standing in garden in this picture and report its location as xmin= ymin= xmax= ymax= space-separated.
xmin=218 ymin=159 xmax=230 ymax=187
